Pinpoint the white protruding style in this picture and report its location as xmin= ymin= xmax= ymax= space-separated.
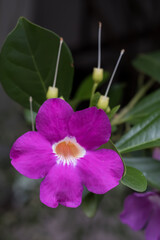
xmin=29 ymin=96 xmax=35 ymax=131
xmin=98 ymin=22 xmax=102 ymax=69
xmin=105 ymin=49 xmax=125 ymax=97
xmin=53 ymin=38 xmax=63 ymax=88
xmin=92 ymin=22 xmax=103 ymax=83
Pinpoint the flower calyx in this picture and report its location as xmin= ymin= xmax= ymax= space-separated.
xmin=92 ymin=67 xmax=104 ymax=83
xmin=97 ymin=95 xmax=110 ymax=111
xmin=46 ymin=86 xmax=58 ymax=99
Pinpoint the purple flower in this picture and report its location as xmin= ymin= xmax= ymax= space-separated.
xmin=120 ymin=192 xmax=160 ymax=240
xmin=10 ymin=98 xmax=124 ymax=208
xmin=152 ymin=148 xmax=160 ymax=161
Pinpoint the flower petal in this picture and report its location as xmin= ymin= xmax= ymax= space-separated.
xmin=145 ymin=209 xmax=160 ymax=240
xmin=10 ymin=131 xmax=55 ymax=179
xmin=120 ymin=193 xmax=153 ymax=231
xmin=36 ymin=99 xmax=74 ymax=144
xmin=152 ymin=147 xmax=160 ymax=161
xmin=68 ymin=107 xmax=111 ymax=150
xmin=40 ymin=164 xmax=83 ymax=208
xmin=78 ymin=149 xmax=124 ymax=194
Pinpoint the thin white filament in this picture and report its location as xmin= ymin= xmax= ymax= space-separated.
xmin=29 ymin=96 xmax=35 ymax=131
xmin=97 ymin=22 xmax=102 ymax=69
xmin=53 ymin=38 xmax=63 ymax=88
xmin=105 ymin=49 xmax=125 ymax=97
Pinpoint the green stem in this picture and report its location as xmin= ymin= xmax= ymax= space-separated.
xmin=137 ymin=73 xmax=145 ymax=89
xmin=111 ymin=78 xmax=154 ymax=126
xmin=89 ymin=83 xmax=98 ymax=107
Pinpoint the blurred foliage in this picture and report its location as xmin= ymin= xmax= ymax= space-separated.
xmin=133 ymin=51 xmax=160 ymax=82
xmin=1 ymin=13 xmax=160 ymax=240
xmin=125 ymin=157 xmax=160 ymax=190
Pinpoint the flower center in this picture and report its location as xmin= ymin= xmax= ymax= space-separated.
xmin=52 ymin=137 xmax=86 ymax=166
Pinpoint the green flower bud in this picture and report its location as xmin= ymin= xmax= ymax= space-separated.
xmin=106 ymin=106 xmax=111 ymax=113
xmin=59 ymin=96 xmax=64 ymax=100
xmin=46 ymin=86 xmax=58 ymax=99
xmin=97 ymin=95 xmax=109 ymax=110
xmin=92 ymin=68 xmax=103 ymax=83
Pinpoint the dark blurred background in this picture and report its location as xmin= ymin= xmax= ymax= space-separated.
xmin=1 ymin=0 xmax=160 ymax=239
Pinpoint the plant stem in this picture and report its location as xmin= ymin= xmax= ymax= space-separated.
xmin=111 ymin=78 xmax=154 ymax=126
xmin=90 ymin=83 xmax=98 ymax=107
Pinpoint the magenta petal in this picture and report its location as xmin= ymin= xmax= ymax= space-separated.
xmin=145 ymin=209 xmax=160 ymax=240
xmin=40 ymin=165 xmax=83 ymax=208
xmin=10 ymin=131 xmax=55 ymax=179
xmin=36 ymin=99 xmax=74 ymax=144
xmin=78 ymin=149 xmax=124 ymax=194
xmin=120 ymin=193 xmax=152 ymax=231
xmin=68 ymin=107 xmax=111 ymax=150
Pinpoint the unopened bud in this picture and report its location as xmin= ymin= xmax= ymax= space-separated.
xmin=97 ymin=95 xmax=109 ymax=110
xmin=92 ymin=68 xmax=103 ymax=83
xmin=106 ymin=106 xmax=111 ymax=113
xmin=59 ymin=96 xmax=64 ymax=100
xmin=46 ymin=86 xmax=58 ymax=99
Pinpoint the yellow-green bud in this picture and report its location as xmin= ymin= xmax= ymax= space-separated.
xmin=46 ymin=86 xmax=58 ymax=99
xmin=106 ymin=106 xmax=111 ymax=113
xmin=92 ymin=68 xmax=103 ymax=83
xmin=97 ymin=95 xmax=109 ymax=110
xmin=59 ymin=96 xmax=64 ymax=100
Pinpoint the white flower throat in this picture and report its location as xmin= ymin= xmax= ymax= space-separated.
xmin=52 ymin=137 xmax=86 ymax=166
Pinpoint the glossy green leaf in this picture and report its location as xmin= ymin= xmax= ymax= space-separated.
xmin=124 ymin=89 xmax=160 ymax=124
xmin=74 ymin=71 xmax=109 ymax=101
xmin=124 ymin=157 xmax=160 ymax=190
xmin=116 ymin=110 xmax=160 ymax=153
xmin=82 ymin=192 xmax=103 ymax=218
xmin=133 ymin=51 xmax=160 ymax=82
xmin=121 ymin=166 xmax=147 ymax=192
xmin=0 ymin=17 xmax=74 ymax=111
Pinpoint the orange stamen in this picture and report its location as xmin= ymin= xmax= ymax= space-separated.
xmin=55 ymin=141 xmax=80 ymax=158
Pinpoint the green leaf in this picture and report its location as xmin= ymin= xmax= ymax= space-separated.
xmin=0 ymin=17 xmax=74 ymax=111
xmin=124 ymin=89 xmax=160 ymax=124
xmin=107 ymin=105 xmax=120 ymax=120
xmin=133 ymin=51 xmax=160 ymax=82
xmin=82 ymin=192 xmax=103 ymax=218
xmin=108 ymin=83 xmax=125 ymax=108
xmin=116 ymin=110 xmax=160 ymax=153
xmin=124 ymin=157 xmax=160 ymax=190
xmin=121 ymin=166 xmax=147 ymax=192
xmin=74 ymin=71 xmax=109 ymax=101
